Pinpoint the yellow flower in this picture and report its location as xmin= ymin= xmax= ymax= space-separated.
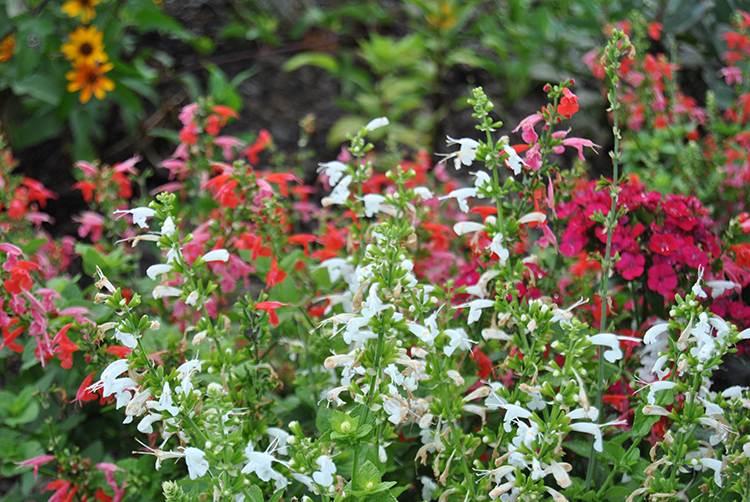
xmin=61 ymin=0 xmax=101 ymax=24
xmin=61 ymin=26 xmax=106 ymax=63
xmin=0 ymin=34 xmax=15 ymax=64
xmin=65 ymin=60 xmax=115 ymax=103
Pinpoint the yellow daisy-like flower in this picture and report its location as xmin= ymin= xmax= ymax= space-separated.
xmin=61 ymin=0 xmax=101 ymax=24
xmin=0 ymin=34 xmax=16 ymax=64
xmin=65 ymin=60 xmax=115 ymax=103
xmin=61 ymin=26 xmax=106 ymax=63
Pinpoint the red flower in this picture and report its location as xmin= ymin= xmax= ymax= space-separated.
xmin=21 ymin=178 xmax=57 ymax=207
xmin=73 ymin=180 xmax=97 ymax=203
xmin=647 ymin=264 xmax=678 ymax=296
xmin=1 ymin=318 xmax=24 ymax=353
xmin=615 ymin=252 xmax=645 ymax=280
xmin=72 ymin=372 xmax=99 ymax=406
xmin=205 ymin=114 xmax=222 ymax=136
xmin=212 ymin=104 xmax=239 ymax=122
xmin=648 ymin=22 xmax=663 ymax=40
xmin=732 ymin=243 xmax=750 ymax=268
xmin=557 ymin=88 xmax=579 ymax=118
xmin=287 ymin=234 xmax=317 ymax=257
xmin=469 ymin=348 xmax=493 ymax=379
xmin=4 ymin=260 xmax=39 ymax=295
xmin=255 ymin=301 xmax=292 ymax=327
xmin=265 ymin=173 xmax=301 ymax=198
xmin=53 ymin=324 xmax=78 ymax=369
xmin=265 ymin=257 xmax=287 ymax=287
xmin=243 ymin=129 xmax=272 ymax=164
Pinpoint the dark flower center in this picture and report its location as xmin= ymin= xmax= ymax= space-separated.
xmin=80 ymin=43 xmax=93 ymax=56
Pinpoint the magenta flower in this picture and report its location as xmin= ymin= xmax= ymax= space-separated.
xmin=15 ymin=454 xmax=55 ymax=480
xmin=562 ymin=137 xmax=601 ymax=161
xmin=719 ymin=66 xmax=742 ymax=85
xmin=647 ymin=264 xmax=678 ymax=296
xmin=616 ymin=252 xmax=645 ymax=280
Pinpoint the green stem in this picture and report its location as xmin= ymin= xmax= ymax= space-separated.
xmin=585 ymin=39 xmax=623 ymax=492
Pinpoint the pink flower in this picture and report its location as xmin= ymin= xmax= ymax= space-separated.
xmin=616 ymin=252 xmax=645 ymax=280
xmin=113 ymin=154 xmax=141 ymax=174
xmin=719 ymin=66 xmax=742 ymax=85
xmin=25 ymin=212 xmax=54 ymax=229
xmin=214 ymin=136 xmax=246 ymax=160
xmin=0 ymin=243 xmax=23 ymax=272
xmin=15 ymin=454 xmax=55 ymax=480
xmin=75 ymin=160 xmax=99 ymax=178
xmin=647 ymin=264 xmax=678 ymax=296
xmin=178 ymin=102 xmax=198 ymax=125
xmin=72 ymin=211 xmax=105 ymax=242
xmin=96 ymin=462 xmax=126 ymax=502
xmin=562 ymin=137 xmax=601 ymax=161
xmin=512 ymin=113 xmax=543 ymax=144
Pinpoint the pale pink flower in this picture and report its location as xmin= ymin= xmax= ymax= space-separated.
xmin=73 ymin=211 xmax=105 ymax=242
xmin=562 ymin=137 xmax=601 ymax=161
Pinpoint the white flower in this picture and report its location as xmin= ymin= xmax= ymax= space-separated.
xmin=361 ymin=194 xmax=386 ymax=217
xmin=647 ymin=380 xmax=678 ymax=405
xmin=202 ymin=249 xmax=229 ymax=263
xmin=243 ymin=442 xmax=288 ymax=489
xmin=453 ymin=221 xmax=485 ymax=236
xmin=503 ymin=145 xmax=526 ymax=175
xmin=440 ymin=187 xmax=479 ymax=213
xmin=153 ymin=285 xmax=182 ymax=299
xmin=365 ymin=116 xmax=389 ymax=132
xmin=500 ymin=403 xmax=532 ymax=433
xmin=161 ymin=217 xmax=175 ymax=236
xmin=705 ymin=280 xmax=739 ymax=298
xmin=644 ymin=323 xmax=670 ymax=345
xmin=185 ymin=290 xmax=199 ymax=306
xmin=454 ymin=299 xmax=494 ymax=325
xmin=325 ymin=175 xmax=353 ymax=206
xmin=114 ymin=328 xmax=137 ymax=349
xmin=588 ymin=333 xmax=641 ymax=363
xmin=414 ymin=187 xmax=434 ymax=200
xmin=699 ymin=458 xmax=723 ymax=487
xmin=184 ymin=447 xmax=209 ymax=480
xmin=443 ymin=328 xmax=475 ymax=356
xmin=421 ymin=476 xmax=437 ymax=501
xmin=489 ymin=233 xmax=509 ymax=264
xmin=517 ymin=211 xmax=546 ymax=225
xmin=473 ymin=170 xmax=492 ymax=191
xmin=266 ymin=428 xmax=290 ymax=456
xmin=439 ymin=136 xmax=479 ymax=170
xmin=312 ymin=455 xmax=336 ymax=487
xmin=317 ymin=161 xmax=348 ymax=187
xmin=113 ymin=207 xmax=156 ymax=228
xmin=146 ymin=264 xmax=173 ymax=280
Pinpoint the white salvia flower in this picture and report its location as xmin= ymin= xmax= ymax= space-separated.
xmin=364 ymin=116 xmax=389 ymax=132
xmin=325 ymin=174 xmax=353 ymax=206
xmin=546 ymin=486 xmax=568 ymax=502
xmin=242 ymin=442 xmax=288 ymax=489
xmin=567 ymin=407 xmax=599 ymax=421
xmin=146 ymin=264 xmax=173 ymax=280
xmin=699 ymin=458 xmax=723 ymax=487
xmin=705 ymin=280 xmax=739 ymax=298
xmin=184 ymin=447 xmax=209 ymax=480
xmin=202 ymin=249 xmax=229 ymax=263
xmin=113 ymin=207 xmax=156 ymax=228
xmin=647 ymin=380 xmax=678 ymax=405
xmin=454 ymin=299 xmax=494 ymax=324
xmin=414 ymin=187 xmax=434 ymax=200
xmin=440 ymin=136 xmax=479 ymax=170
xmin=500 ymin=403 xmax=533 ymax=433
xmin=443 ymin=328 xmax=476 ymax=356
xmin=503 ymin=145 xmax=526 ymax=175
xmin=642 ymin=405 xmax=671 ymax=416
xmin=692 ymin=265 xmax=707 ymax=299
xmin=161 ymin=217 xmax=175 ymax=236
xmin=312 ymin=455 xmax=336 ymax=487
xmin=123 ymin=388 xmax=151 ymax=424
xmin=114 ymin=328 xmax=137 ymax=349
xmin=421 ymin=476 xmax=437 ymax=501
xmin=137 ymin=412 xmax=162 ymax=434
xmin=569 ymin=422 xmax=604 ymax=452
xmin=517 ymin=211 xmax=546 ymax=225
xmin=743 ymin=442 xmax=750 ymax=459
xmin=378 ymin=445 xmax=388 ymax=463
xmin=185 ymin=290 xmax=199 ymax=306
xmin=361 ymin=194 xmax=386 ymax=217
xmin=651 ymin=355 xmax=670 ymax=380
xmin=644 ymin=323 xmax=670 ymax=345
xmin=489 ymin=233 xmax=509 ymax=264
xmin=317 ymin=161 xmax=348 ymax=187
xmin=453 ymin=221 xmax=485 ymax=236
xmin=588 ymin=333 xmax=641 ymax=363
xmin=439 ymin=187 xmax=479 ymax=213
xmin=95 ymin=266 xmax=116 ymax=293
xmin=152 ymin=285 xmax=182 ymax=299
xmin=473 ymin=170 xmax=492 ymax=191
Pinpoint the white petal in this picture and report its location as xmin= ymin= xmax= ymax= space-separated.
xmin=202 ymin=249 xmax=229 ymax=263
xmin=365 ymin=116 xmax=389 ymax=132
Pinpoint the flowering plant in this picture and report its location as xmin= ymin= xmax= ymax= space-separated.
xmin=4 ymin=23 xmax=750 ymax=502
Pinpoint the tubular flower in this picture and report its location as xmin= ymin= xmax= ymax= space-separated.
xmin=557 ymin=88 xmax=579 ymax=118
xmin=61 ymin=26 xmax=106 ymax=63
xmin=61 ymin=0 xmax=101 ymax=23
xmin=255 ymin=301 xmax=292 ymax=327
xmin=66 ymin=60 xmax=115 ymax=103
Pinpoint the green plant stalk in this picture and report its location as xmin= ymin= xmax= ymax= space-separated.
xmin=585 ymin=48 xmax=622 ymax=492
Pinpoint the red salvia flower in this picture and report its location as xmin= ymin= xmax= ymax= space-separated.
xmin=557 ymin=88 xmax=579 ymax=118
xmin=255 ymin=301 xmax=292 ymax=327
xmin=265 ymin=257 xmax=287 ymax=287
xmin=1 ymin=318 xmax=24 ymax=353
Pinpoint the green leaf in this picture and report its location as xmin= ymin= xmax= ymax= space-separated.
xmin=632 ymin=408 xmax=659 ymax=439
xmin=563 ymin=439 xmax=592 ymax=458
xmin=355 ymin=460 xmax=381 ymax=491
xmin=603 ymin=485 xmax=636 ymax=498
xmin=283 ymin=52 xmax=340 ymax=73
xmin=5 ymin=400 xmax=39 ymax=426
xmin=10 ymin=73 xmax=63 ymax=105
xmin=601 ymin=442 xmax=626 ymax=466
xmin=245 ymin=485 xmax=263 ymax=502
